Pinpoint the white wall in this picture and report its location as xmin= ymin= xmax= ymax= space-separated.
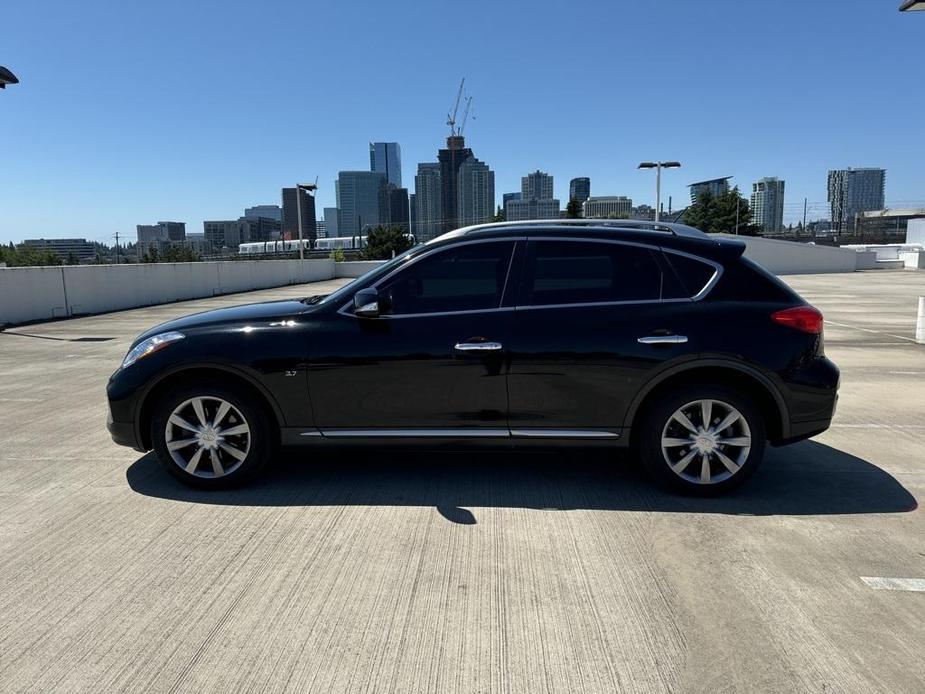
xmin=716 ymin=235 xmax=859 ymax=274
xmin=334 ymin=261 xmax=385 ymax=278
xmin=3 ymin=237 xmax=894 ymax=327
xmin=1 ymin=259 xmax=334 ymax=326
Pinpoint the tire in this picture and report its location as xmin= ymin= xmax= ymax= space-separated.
xmin=150 ymin=381 xmax=275 ymax=489
xmin=637 ymin=384 xmax=766 ymax=496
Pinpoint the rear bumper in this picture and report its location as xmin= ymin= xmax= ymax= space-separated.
xmin=776 ymin=357 xmax=839 ymax=445
xmin=778 ymin=416 xmax=833 ymax=445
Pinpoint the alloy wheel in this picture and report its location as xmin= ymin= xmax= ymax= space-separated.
xmin=164 ymin=396 xmax=251 ymax=478
xmin=660 ymin=398 xmax=752 ymax=485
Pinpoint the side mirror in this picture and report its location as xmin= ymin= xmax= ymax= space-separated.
xmin=353 ymin=288 xmax=380 ymax=318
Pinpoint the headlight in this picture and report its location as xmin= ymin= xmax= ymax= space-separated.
xmin=122 ymin=331 xmax=185 ymax=369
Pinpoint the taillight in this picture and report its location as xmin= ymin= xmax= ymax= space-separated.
xmin=771 ymin=306 xmax=824 ymax=334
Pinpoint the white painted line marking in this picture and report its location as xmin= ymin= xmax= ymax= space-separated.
xmin=861 ymin=577 xmax=925 ymax=592
xmin=827 ymin=320 xmax=918 ymax=343
xmin=831 ymin=424 xmax=925 ymax=430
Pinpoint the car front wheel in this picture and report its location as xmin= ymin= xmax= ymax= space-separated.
xmin=638 ymin=385 xmax=766 ymax=495
xmin=151 ymin=382 xmax=274 ymax=489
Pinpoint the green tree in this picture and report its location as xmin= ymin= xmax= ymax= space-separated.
xmin=141 ymin=244 xmax=160 ymax=263
xmin=329 ymin=247 xmax=346 ymax=262
xmin=0 ymin=245 xmax=63 ymax=267
xmin=362 ymin=226 xmax=413 ymax=260
xmin=491 ymin=205 xmax=505 ymax=222
xmin=65 ymin=251 xmax=80 ymax=265
xmin=161 ymin=245 xmax=201 ymax=263
xmin=565 ymin=198 xmax=583 ymax=219
xmin=683 ymin=187 xmax=757 ymax=235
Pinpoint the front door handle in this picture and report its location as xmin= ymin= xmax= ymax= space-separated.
xmin=637 ymin=335 xmax=688 ymax=345
xmin=455 ymin=341 xmax=503 ymax=352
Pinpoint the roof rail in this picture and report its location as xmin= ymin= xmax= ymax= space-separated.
xmin=443 ymin=218 xmax=710 ymax=240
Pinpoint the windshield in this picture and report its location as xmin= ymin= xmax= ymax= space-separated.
xmin=317 ymin=246 xmax=418 ymax=306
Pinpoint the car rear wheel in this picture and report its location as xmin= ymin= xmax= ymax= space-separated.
xmin=638 ymin=385 xmax=766 ymax=495
xmin=151 ymin=383 xmax=274 ymax=489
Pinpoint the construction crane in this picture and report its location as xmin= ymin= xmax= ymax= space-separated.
xmin=459 ymin=96 xmax=474 ymax=135
xmin=446 ymin=78 xmax=465 ymax=136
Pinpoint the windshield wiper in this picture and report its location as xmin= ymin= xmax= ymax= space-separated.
xmin=300 ymin=295 xmax=326 ymax=305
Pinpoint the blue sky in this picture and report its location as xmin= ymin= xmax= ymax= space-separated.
xmin=0 ymin=0 xmax=922 ymax=244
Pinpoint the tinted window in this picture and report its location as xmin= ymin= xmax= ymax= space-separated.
xmin=379 ymin=241 xmax=515 ymax=315
xmin=521 ymin=241 xmax=663 ymax=306
xmin=707 ymin=256 xmax=800 ymax=303
xmin=662 ymin=252 xmax=717 ymax=298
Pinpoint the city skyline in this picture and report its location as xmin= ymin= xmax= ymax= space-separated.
xmin=1 ymin=1 xmax=923 ymax=244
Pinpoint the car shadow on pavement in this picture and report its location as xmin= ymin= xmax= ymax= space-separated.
xmin=126 ymin=440 xmax=917 ymax=523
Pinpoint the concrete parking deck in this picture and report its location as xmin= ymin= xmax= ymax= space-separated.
xmin=1 ymin=271 xmax=923 ymax=693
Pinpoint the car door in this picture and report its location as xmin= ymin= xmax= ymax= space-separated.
xmin=306 ymin=239 xmax=518 ymax=435
xmin=505 ymin=237 xmax=704 ymax=436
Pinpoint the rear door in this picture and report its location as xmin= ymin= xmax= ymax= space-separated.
xmin=505 ymin=237 xmax=704 ymax=436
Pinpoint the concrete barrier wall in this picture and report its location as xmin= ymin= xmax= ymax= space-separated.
xmin=334 ymin=261 xmax=386 ymax=278
xmin=0 ymin=237 xmax=876 ymax=327
xmin=0 ymin=267 xmax=70 ymax=324
xmin=716 ymin=234 xmax=859 ymax=274
xmin=1 ymin=259 xmax=334 ymax=326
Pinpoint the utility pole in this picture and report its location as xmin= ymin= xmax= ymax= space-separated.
xmin=803 ymin=197 xmax=809 ymax=239
xmin=113 ymin=232 xmax=121 ymax=264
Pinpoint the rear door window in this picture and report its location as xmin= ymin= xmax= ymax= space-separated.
xmin=520 ymin=240 xmax=664 ymax=306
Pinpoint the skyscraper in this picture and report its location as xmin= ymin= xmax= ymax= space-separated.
xmin=437 ymin=135 xmax=474 ymax=235
xmin=323 ymin=207 xmax=339 ymax=237
xmin=336 ymin=171 xmax=386 ymax=235
xmin=569 ymin=177 xmax=591 ymax=203
xmin=522 ymin=170 xmax=554 ymax=201
xmin=413 ymin=163 xmax=442 ymax=242
xmin=136 ymin=221 xmax=186 ymax=250
xmin=583 ymin=196 xmax=633 ymax=218
xmin=689 ymin=177 xmax=732 ymax=203
xmin=827 ymin=167 xmax=886 ymax=234
xmin=457 ymin=156 xmax=495 ymax=227
xmin=380 ymin=184 xmax=410 ymax=231
xmin=502 ymin=192 xmax=522 ymax=208
xmin=369 ymin=142 xmax=402 ymax=187
xmin=750 ymin=177 xmax=785 ymax=233
xmin=281 ymin=187 xmax=317 ymax=241
xmin=506 ymin=170 xmax=560 ymax=221
xmin=244 ymin=205 xmax=282 ymax=222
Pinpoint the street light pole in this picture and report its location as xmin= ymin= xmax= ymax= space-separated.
xmin=0 ymin=66 xmax=19 ymax=90
xmin=293 ymin=182 xmax=318 ymax=276
xmin=295 ymin=184 xmax=304 ymax=265
xmin=638 ymin=161 xmax=681 ymax=223
xmin=655 ymin=164 xmax=662 ymax=222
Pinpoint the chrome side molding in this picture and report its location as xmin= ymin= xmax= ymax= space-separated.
xmin=510 ymin=429 xmax=620 ymax=439
xmin=300 ymin=428 xmax=621 ymax=439
xmin=454 ymin=341 xmax=503 ymax=352
xmin=637 ymin=335 xmax=688 ymax=345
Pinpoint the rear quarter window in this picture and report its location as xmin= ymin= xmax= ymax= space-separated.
xmin=707 ymin=256 xmax=800 ymax=303
xmin=661 ymin=252 xmax=717 ymax=298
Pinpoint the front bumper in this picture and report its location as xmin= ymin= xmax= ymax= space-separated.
xmin=107 ymin=406 xmax=145 ymax=452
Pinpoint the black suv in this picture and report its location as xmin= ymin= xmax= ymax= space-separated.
xmin=107 ymin=220 xmax=839 ymax=494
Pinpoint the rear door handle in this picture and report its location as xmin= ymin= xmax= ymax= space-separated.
xmin=637 ymin=335 xmax=688 ymax=345
xmin=455 ymin=341 xmax=503 ymax=352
